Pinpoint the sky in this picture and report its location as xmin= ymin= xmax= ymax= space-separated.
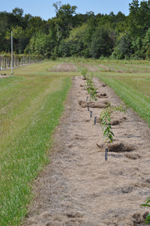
xmin=0 ymin=0 xmax=143 ymax=20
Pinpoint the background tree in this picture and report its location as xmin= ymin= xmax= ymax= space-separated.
xmin=90 ymin=27 xmax=113 ymax=58
xmin=113 ymin=33 xmax=132 ymax=59
xmin=1 ymin=0 xmax=150 ymax=59
xmin=52 ymin=2 xmax=77 ymax=40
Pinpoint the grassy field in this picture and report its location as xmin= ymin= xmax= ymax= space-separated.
xmin=93 ymin=61 xmax=150 ymax=127
xmin=0 ymin=60 xmax=80 ymax=226
xmin=0 ymin=58 xmax=150 ymax=226
xmin=98 ymin=75 xmax=150 ymax=126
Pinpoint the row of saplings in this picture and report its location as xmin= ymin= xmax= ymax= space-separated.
xmin=81 ymin=67 xmax=150 ymax=224
xmin=81 ymin=67 xmax=126 ymax=143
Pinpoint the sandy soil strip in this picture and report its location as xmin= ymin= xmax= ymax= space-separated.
xmin=24 ymin=76 xmax=150 ymax=226
xmin=82 ymin=64 xmax=100 ymax=72
xmin=99 ymin=64 xmax=124 ymax=73
xmin=99 ymin=64 xmax=110 ymax=70
xmin=50 ymin=63 xmax=77 ymax=72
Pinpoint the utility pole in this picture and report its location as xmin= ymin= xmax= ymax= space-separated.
xmin=11 ymin=31 xmax=13 ymax=75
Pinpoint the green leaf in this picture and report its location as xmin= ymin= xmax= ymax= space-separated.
xmin=109 ymin=131 xmax=115 ymax=136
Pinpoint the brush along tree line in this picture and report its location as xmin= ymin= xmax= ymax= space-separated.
xmin=1 ymin=0 xmax=150 ymax=60
xmin=0 ymin=53 xmax=43 ymax=69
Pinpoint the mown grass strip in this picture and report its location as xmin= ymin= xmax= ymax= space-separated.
xmin=0 ymin=76 xmax=71 ymax=226
xmin=98 ymin=76 xmax=150 ymax=127
xmin=115 ymin=76 xmax=150 ymax=98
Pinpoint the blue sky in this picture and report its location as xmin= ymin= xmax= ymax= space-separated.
xmin=0 ymin=0 xmax=142 ymax=20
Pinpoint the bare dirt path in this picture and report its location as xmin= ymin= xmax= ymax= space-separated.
xmin=24 ymin=76 xmax=150 ymax=226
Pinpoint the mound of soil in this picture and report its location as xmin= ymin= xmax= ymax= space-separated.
xmin=82 ymin=64 xmax=100 ymax=72
xmin=50 ymin=63 xmax=77 ymax=72
xmin=97 ymin=92 xmax=107 ymax=98
xmin=99 ymin=64 xmax=124 ymax=73
xmin=78 ymin=100 xmax=109 ymax=108
xmin=108 ymin=141 xmax=135 ymax=152
xmin=24 ymin=76 xmax=150 ymax=226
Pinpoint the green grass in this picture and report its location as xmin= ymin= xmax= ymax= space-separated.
xmin=98 ymin=76 xmax=150 ymax=127
xmin=115 ymin=76 xmax=150 ymax=97
xmin=0 ymin=60 xmax=72 ymax=226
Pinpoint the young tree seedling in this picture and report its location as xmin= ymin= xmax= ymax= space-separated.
xmin=100 ymin=103 xmax=127 ymax=143
xmin=100 ymin=103 xmax=127 ymax=161
xmin=141 ymin=198 xmax=150 ymax=224
xmin=81 ymin=67 xmax=88 ymax=79
xmin=86 ymin=73 xmax=98 ymax=101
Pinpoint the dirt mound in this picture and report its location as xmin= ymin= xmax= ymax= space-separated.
xmin=97 ymin=92 xmax=107 ymax=98
xmin=23 ymin=76 xmax=150 ymax=226
xmin=99 ymin=64 xmax=109 ymax=70
xmin=99 ymin=64 xmax=125 ymax=73
xmin=78 ymin=100 xmax=109 ymax=108
xmin=125 ymin=152 xmax=141 ymax=160
xmin=82 ymin=64 xmax=100 ymax=72
xmin=50 ymin=62 xmax=77 ymax=72
xmin=108 ymin=141 xmax=135 ymax=152
xmin=96 ymin=113 xmax=127 ymax=125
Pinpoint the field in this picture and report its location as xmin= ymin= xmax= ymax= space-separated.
xmin=0 ymin=58 xmax=150 ymax=226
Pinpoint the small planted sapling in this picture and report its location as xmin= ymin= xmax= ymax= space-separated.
xmin=100 ymin=104 xmax=127 ymax=143
xmin=141 ymin=199 xmax=150 ymax=224
xmin=100 ymin=103 xmax=127 ymax=161
xmin=81 ymin=67 xmax=88 ymax=79
xmin=86 ymin=73 xmax=98 ymax=101
xmin=100 ymin=110 xmax=114 ymax=143
xmin=87 ymin=84 xmax=98 ymax=101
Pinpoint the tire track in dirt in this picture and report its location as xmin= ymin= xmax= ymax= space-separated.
xmin=24 ymin=76 xmax=150 ymax=226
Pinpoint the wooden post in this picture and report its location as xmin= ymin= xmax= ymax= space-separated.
xmin=11 ymin=31 xmax=13 ymax=75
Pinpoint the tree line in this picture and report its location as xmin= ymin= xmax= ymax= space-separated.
xmin=1 ymin=0 xmax=150 ymax=60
